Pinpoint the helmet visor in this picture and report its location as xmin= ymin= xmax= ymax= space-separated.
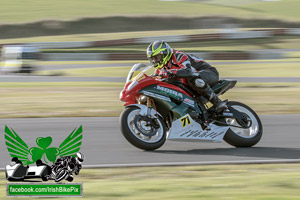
xmin=149 ymin=54 xmax=163 ymax=67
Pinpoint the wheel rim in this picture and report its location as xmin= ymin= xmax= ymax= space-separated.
xmin=127 ymin=109 xmax=164 ymax=143
xmin=225 ymin=105 xmax=260 ymax=138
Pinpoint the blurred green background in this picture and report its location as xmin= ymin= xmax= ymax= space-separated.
xmin=0 ymin=1 xmax=300 ymax=199
xmin=0 ymin=0 xmax=299 ymax=23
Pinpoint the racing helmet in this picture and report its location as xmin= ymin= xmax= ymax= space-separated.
xmin=147 ymin=40 xmax=172 ymax=69
xmin=75 ymin=152 xmax=84 ymax=163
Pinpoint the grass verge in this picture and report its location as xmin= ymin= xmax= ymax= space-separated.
xmin=0 ymin=82 xmax=124 ymax=118
xmin=0 ymin=82 xmax=298 ymax=118
xmin=39 ymin=62 xmax=300 ymax=77
xmin=1 ymin=164 xmax=300 ymax=199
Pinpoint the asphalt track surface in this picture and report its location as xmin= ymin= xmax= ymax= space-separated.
xmin=1 ymin=115 xmax=299 ymax=168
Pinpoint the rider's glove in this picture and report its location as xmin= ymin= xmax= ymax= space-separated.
xmin=160 ymin=72 xmax=168 ymax=78
xmin=167 ymin=70 xmax=177 ymax=78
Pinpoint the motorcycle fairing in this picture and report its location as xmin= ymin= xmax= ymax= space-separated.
xmin=121 ymin=74 xmax=191 ymax=106
xmin=141 ymin=90 xmax=172 ymax=103
xmin=139 ymin=84 xmax=202 ymax=119
xmin=27 ymin=166 xmax=46 ymax=176
xmin=212 ymin=79 xmax=237 ymax=96
xmin=6 ymin=164 xmax=27 ymax=179
xmin=6 ymin=163 xmax=47 ymax=180
xmin=167 ymin=114 xmax=229 ymax=142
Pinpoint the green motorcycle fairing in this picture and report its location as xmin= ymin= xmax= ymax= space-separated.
xmin=139 ymin=84 xmax=202 ymax=120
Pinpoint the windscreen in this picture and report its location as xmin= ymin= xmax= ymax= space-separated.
xmin=126 ymin=63 xmax=153 ymax=83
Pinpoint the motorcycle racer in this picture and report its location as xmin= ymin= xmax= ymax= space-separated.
xmin=49 ymin=152 xmax=84 ymax=182
xmin=147 ymin=40 xmax=227 ymax=113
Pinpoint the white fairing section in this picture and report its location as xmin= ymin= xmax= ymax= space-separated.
xmin=27 ymin=166 xmax=45 ymax=176
xmin=6 ymin=164 xmax=19 ymax=177
xmin=167 ymin=114 xmax=229 ymax=142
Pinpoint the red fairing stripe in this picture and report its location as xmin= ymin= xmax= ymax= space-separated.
xmin=120 ymin=74 xmax=192 ymax=105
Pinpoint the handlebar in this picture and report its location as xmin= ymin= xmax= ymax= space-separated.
xmin=150 ymin=75 xmax=168 ymax=82
xmin=151 ymin=75 xmax=169 ymax=82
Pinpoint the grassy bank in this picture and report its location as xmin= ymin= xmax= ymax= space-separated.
xmin=0 ymin=0 xmax=299 ymax=39
xmin=1 ymin=164 xmax=300 ymax=199
xmin=0 ymin=82 xmax=298 ymax=118
xmin=1 ymin=0 xmax=300 ymax=24
xmin=0 ymin=82 xmax=123 ymax=118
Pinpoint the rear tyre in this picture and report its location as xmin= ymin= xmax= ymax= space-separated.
xmin=54 ymin=168 xmax=68 ymax=182
xmin=120 ymin=106 xmax=167 ymax=151
xmin=223 ymin=101 xmax=263 ymax=147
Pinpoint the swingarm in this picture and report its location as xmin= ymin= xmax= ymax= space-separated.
xmin=215 ymin=106 xmax=252 ymax=129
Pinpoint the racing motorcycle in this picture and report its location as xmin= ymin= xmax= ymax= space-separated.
xmin=48 ymin=153 xmax=83 ymax=182
xmin=119 ymin=63 xmax=263 ymax=150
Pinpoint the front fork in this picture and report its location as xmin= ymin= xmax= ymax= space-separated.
xmin=127 ymin=98 xmax=162 ymax=129
xmin=146 ymin=97 xmax=160 ymax=129
xmin=146 ymin=97 xmax=152 ymax=116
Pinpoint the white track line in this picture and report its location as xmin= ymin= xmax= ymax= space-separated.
xmin=1 ymin=159 xmax=299 ymax=171
xmin=82 ymin=159 xmax=300 ymax=168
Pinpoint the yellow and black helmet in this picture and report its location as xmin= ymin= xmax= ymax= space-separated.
xmin=147 ymin=41 xmax=172 ymax=69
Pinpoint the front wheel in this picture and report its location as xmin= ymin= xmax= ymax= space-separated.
xmin=223 ymin=101 xmax=263 ymax=147
xmin=120 ymin=106 xmax=167 ymax=150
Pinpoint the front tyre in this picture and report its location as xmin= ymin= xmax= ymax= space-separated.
xmin=120 ymin=106 xmax=167 ymax=150
xmin=224 ymin=101 xmax=263 ymax=147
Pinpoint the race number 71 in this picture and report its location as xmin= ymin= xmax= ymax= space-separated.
xmin=180 ymin=115 xmax=191 ymax=127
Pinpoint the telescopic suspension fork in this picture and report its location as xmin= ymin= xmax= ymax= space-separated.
xmin=146 ymin=97 xmax=160 ymax=129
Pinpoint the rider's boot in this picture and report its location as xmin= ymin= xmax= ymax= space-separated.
xmin=201 ymin=84 xmax=228 ymax=113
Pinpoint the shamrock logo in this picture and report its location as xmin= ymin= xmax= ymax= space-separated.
xmin=29 ymin=137 xmax=59 ymax=164
xmin=4 ymin=125 xmax=83 ymax=166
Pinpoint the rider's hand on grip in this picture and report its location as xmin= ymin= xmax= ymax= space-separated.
xmin=167 ymin=70 xmax=177 ymax=78
xmin=151 ymin=74 xmax=163 ymax=80
xmin=160 ymin=72 xmax=168 ymax=78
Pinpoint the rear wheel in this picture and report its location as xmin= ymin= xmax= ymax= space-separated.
xmin=54 ymin=168 xmax=68 ymax=182
xmin=120 ymin=106 xmax=166 ymax=150
xmin=223 ymin=101 xmax=263 ymax=147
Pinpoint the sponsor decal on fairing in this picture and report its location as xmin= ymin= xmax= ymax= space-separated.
xmin=183 ymin=98 xmax=195 ymax=107
xmin=142 ymin=91 xmax=171 ymax=102
xmin=156 ymin=85 xmax=183 ymax=98
xmin=167 ymin=114 xmax=229 ymax=142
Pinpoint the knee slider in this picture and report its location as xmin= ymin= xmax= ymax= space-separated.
xmin=194 ymin=78 xmax=206 ymax=88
